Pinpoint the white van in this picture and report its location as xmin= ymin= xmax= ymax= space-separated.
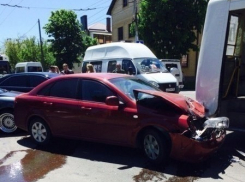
xmin=82 ymin=43 xmax=178 ymax=93
xmin=160 ymin=59 xmax=184 ymax=89
xmin=15 ymin=62 xmax=43 ymax=73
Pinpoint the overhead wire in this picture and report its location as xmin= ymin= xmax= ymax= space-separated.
xmin=0 ymin=0 xmax=13 ymax=16
xmin=0 ymin=3 xmax=109 ymax=11
xmin=85 ymin=0 xmax=110 ymax=8
xmin=21 ymin=21 xmax=38 ymax=38
xmin=0 ymin=0 xmax=24 ymax=26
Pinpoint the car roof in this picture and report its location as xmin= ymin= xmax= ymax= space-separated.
xmin=58 ymin=73 xmax=131 ymax=80
xmin=29 ymin=73 xmax=133 ymax=95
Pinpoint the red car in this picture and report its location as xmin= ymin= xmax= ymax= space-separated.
xmin=14 ymin=73 xmax=229 ymax=163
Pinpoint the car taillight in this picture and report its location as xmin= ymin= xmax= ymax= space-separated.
xmin=178 ymin=115 xmax=189 ymax=129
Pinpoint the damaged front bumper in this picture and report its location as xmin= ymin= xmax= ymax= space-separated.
xmin=170 ymin=117 xmax=229 ymax=162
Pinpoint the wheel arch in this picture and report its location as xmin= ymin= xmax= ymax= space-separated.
xmin=135 ymin=125 xmax=172 ymax=152
xmin=27 ymin=115 xmax=51 ymax=133
xmin=0 ymin=107 xmax=14 ymax=114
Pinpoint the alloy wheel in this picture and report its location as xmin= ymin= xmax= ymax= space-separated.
xmin=144 ymin=134 xmax=160 ymax=160
xmin=0 ymin=113 xmax=17 ymax=133
xmin=31 ymin=122 xmax=48 ymax=143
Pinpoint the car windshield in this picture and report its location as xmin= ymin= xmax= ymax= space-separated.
xmin=133 ymin=58 xmax=168 ymax=74
xmin=109 ymin=77 xmax=160 ymax=100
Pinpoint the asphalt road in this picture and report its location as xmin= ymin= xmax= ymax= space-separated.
xmin=0 ymin=91 xmax=245 ymax=182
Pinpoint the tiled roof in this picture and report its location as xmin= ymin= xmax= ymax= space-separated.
xmin=88 ymin=23 xmax=107 ymax=31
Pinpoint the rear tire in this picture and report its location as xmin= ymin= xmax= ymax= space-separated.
xmin=142 ymin=129 xmax=169 ymax=164
xmin=29 ymin=118 xmax=51 ymax=145
xmin=0 ymin=110 xmax=17 ymax=133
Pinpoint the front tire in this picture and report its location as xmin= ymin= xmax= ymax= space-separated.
xmin=0 ymin=110 xmax=17 ymax=133
xmin=29 ymin=118 xmax=51 ymax=145
xmin=143 ymin=130 xmax=168 ymax=164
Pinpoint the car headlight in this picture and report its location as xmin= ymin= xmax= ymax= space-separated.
xmin=203 ymin=117 xmax=229 ymax=129
xmin=149 ymin=81 xmax=159 ymax=88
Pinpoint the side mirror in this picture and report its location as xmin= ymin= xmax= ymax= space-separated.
xmin=105 ymin=96 xmax=119 ymax=106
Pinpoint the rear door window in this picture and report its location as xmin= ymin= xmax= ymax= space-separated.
xmin=0 ymin=75 xmax=28 ymax=86
xmin=49 ymin=79 xmax=79 ymax=99
xmin=30 ymin=75 xmax=47 ymax=87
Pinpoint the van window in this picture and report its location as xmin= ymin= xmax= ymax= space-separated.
xmin=0 ymin=61 xmax=11 ymax=74
xmin=122 ymin=59 xmax=136 ymax=75
xmin=82 ymin=61 xmax=102 ymax=73
xmin=28 ymin=66 xmax=42 ymax=72
xmin=91 ymin=61 xmax=102 ymax=73
xmin=16 ymin=67 xmax=25 ymax=73
xmin=107 ymin=60 xmax=117 ymax=73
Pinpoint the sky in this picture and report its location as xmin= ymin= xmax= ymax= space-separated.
xmin=0 ymin=0 xmax=112 ymax=51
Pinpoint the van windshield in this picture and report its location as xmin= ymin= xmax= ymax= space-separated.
xmin=133 ymin=58 xmax=168 ymax=74
xmin=0 ymin=61 xmax=11 ymax=74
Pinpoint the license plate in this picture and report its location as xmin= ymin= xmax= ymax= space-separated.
xmin=166 ymin=88 xmax=175 ymax=92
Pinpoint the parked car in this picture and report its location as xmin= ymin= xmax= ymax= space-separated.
xmin=14 ymin=73 xmax=229 ymax=163
xmin=160 ymin=59 xmax=184 ymax=89
xmin=0 ymin=72 xmax=60 ymax=92
xmin=0 ymin=88 xmax=22 ymax=133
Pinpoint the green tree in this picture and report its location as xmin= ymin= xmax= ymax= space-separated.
xmin=44 ymin=9 xmax=97 ymax=69
xmin=4 ymin=37 xmax=55 ymax=69
xmin=137 ymin=0 xmax=208 ymax=59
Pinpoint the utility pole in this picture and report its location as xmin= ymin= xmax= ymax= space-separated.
xmin=133 ymin=0 xmax=139 ymax=42
xmin=38 ymin=19 xmax=45 ymax=70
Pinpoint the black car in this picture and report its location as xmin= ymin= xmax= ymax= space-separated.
xmin=0 ymin=72 xmax=60 ymax=92
xmin=0 ymin=88 xmax=21 ymax=133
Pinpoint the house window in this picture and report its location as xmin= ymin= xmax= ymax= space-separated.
xmin=118 ymin=27 xmax=123 ymax=41
xmin=123 ymin=0 xmax=128 ymax=7
xmin=180 ymin=55 xmax=188 ymax=67
xmin=128 ymin=23 xmax=135 ymax=38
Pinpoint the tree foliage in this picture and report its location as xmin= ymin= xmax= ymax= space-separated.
xmin=44 ymin=9 xmax=97 ymax=69
xmin=137 ymin=0 xmax=208 ymax=59
xmin=4 ymin=37 xmax=55 ymax=69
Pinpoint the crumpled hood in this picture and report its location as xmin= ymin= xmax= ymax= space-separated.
xmin=133 ymin=89 xmax=205 ymax=118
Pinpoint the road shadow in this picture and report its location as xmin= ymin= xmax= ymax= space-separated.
xmin=16 ymin=131 xmax=245 ymax=181
xmin=0 ymin=129 xmax=28 ymax=138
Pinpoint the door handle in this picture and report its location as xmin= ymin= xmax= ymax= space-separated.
xmin=81 ymin=106 xmax=92 ymax=110
xmin=43 ymin=102 xmax=53 ymax=105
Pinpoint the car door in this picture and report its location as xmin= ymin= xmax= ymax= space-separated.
xmin=0 ymin=75 xmax=29 ymax=92
xmin=78 ymin=79 xmax=138 ymax=145
xmin=36 ymin=78 xmax=81 ymax=138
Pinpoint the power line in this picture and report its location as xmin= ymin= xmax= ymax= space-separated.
xmin=85 ymin=0 xmax=110 ymax=8
xmin=88 ymin=8 xmax=107 ymax=20
xmin=89 ymin=17 xmax=106 ymax=26
xmin=21 ymin=21 xmax=38 ymax=37
xmin=0 ymin=0 xmax=24 ymax=26
xmin=0 ymin=0 xmax=13 ymax=16
xmin=0 ymin=3 xmax=109 ymax=11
